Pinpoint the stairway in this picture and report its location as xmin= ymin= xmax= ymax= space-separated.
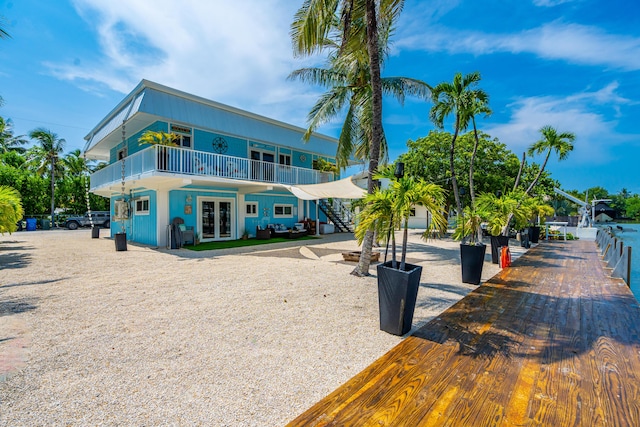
xmin=318 ymin=199 xmax=353 ymax=233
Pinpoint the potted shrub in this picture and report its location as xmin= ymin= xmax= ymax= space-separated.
xmin=526 ymin=199 xmax=554 ymax=243
xmin=476 ymin=191 xmax=530 ymax=264
xmin=452 ymin=207 xmax=486 ymax=285
xmin=355 ymin=165 xmax=447 ymax=336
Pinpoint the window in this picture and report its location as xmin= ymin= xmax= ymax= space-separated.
xmin=245 ymin=202 xmax=258 ymax=217
xmin=410 ymin=208 xmax=416 ymax=217
xmin=274 ymin=204 xmax=293 ymax=217
xmin=279 ymin=154 xmax=291 ymax=166
xmin=135 ymin=197 xmax=150 ymax=215
xmin=117 ymin=147 xmax=127 ymax=160
xmin=170 ymin=124 xmax=192 ymax=148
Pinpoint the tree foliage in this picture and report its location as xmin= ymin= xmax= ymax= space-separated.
xmin=399 ymin=130 xmax=557 ymax=210
xmin=0 ymin=185 xmax=23 ymax=233
xmin=0 ymin=117 xmax=109 ymax=218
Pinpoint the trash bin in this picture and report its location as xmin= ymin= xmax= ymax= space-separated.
xmin=41 ymin=219 xmax=51 ymax=230
xmin=91 ymin=227 xmax=100 ymax=238
xmin=115 ymin=233 xmax=127 ymax=251
xmin=26 ymin=218 xmax=37 ymax=231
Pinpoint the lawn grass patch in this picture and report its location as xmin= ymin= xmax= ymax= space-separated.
xmin=183 ymin=235 xmax=319 ymax=251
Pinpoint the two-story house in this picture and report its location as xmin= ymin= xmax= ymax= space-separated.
xmin=84 ymin=80 xmax=352 ymax=247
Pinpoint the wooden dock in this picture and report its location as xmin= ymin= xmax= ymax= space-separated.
xmin=287 ymin=240 xmax=640 ymax=426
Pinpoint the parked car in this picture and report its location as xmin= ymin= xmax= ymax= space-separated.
xmin=65 ymin=211 xmax=111 ymax=230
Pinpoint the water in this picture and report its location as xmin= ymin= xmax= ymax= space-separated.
xmin=609 ymin=224 xmax=640 ymax=301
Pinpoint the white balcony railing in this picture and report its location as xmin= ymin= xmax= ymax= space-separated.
xmin=90 ymin=145 xmax=334 ymax=191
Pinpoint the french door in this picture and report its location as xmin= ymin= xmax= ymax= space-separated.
xmin=250 ymin=149 xmax=275 ymax=182
xmin=199 ymin=197 xmax=234 ymax=241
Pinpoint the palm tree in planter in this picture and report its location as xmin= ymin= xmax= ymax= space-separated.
xmin=523 ymin=197 xmax=555 ymax=243
xmin=138 ymin=130 xmax=178 ymax=170
xmin=476 ymin=191 xmax=531 ymax=264
xmin=452 ymin=207 xmax=486 ymax=285
xmin=355 ymin=164 xmax=447 ymax=335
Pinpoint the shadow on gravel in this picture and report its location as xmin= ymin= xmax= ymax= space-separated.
xmin=0 ymin=241 xmax=33 ymax=270
xmin=1 ymin=278 xmax=67 ymax=290
xmin=0 ymin=297 xmax=37 ymax=317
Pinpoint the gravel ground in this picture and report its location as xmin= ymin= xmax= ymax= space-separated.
xmin=0 ymin=228 xmax=515 ymax=426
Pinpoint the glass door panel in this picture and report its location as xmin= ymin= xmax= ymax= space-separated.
xmin=202 ymin=201 xmax=216 ymax=239
xmin=219 ymin=202 xmax=231 ymax=238
xmin=262 ymin=153 xmax=275 ymax=182
xmin=199 ymin=198 xmax=235 ymax=241
xmin=250 ymin=150 xmax=275 ymax=182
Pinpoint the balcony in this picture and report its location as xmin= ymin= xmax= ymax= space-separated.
xmin=90 ymin=145 xmax=334 ymax=191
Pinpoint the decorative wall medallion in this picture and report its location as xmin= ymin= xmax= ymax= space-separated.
xmin=212 ymin=137 xmax=228 ymax=154
xmin=299 ymin=154 xmax=307 ymax=162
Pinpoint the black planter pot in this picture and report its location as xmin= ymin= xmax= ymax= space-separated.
xmin=490 ymin=236 xmax=510 ymax=264
xmin=376 ymin=261 xmax=422 ymax=336
xmin=460 ymin=243 xmax=487 ymax=285
xmin=529 ymin=226 xmax=541 ymax=243
xmin=91 ymin=227 xmax=100 ymax=239
xmin=115 ymin=232 xmax=127 ymax=251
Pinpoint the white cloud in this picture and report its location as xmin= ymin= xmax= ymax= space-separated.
xmin=397 ymin=21 xmax=640 ymax=71
xmin=47 ymin=0 xmax=325 ymax=127
xmin=485 ymin=82 xmax=635 ymax=164
xmin=532 ymin=0 xmax=577 ymax=6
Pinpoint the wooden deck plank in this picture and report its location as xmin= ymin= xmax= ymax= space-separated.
xmin=286 ymin=241 xmax=640 ymax=426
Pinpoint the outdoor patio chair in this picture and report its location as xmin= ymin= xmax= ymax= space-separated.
xmin=172 ymin=217 xmax=194 ymax=248
xmin=256 ymin=225 xmax=271 ymax=240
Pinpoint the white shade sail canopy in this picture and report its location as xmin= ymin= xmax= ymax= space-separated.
xmin=286 ymin=176 xmax=366 ymax=200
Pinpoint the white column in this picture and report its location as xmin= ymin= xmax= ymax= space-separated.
xmin=157 ymin=189 xmax=169 ymax=247
xmin=237 ymin=193 xmax=246 ymax=237
xmin=297 ymin=198 xmax=303 ymax=222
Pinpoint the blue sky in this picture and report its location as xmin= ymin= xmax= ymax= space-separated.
xmin=1 ymin=0 xmax=638 ymax=194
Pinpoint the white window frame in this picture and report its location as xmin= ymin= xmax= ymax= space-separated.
xmin=134 ymin=197 xmax=150 ymax=215
xmin=170 ymin=124 xmax=192 ymax=149
xmin=279 ymin=154 xmax=291 ymax=166
xmin=245 ymin=202 xmax=258 ymax=217
xmin=273 ymin=204 xmax=293 ymax=218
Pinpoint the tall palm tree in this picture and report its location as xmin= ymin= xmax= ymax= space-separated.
xmin=63 ymin=149 xmax=91 ymax=177
xmin=0 ymin=117 xmax=28 ymax=153
xmin=429 ymin=71 xmax=483 ymax=215
xmin=27 ymin=128 xmax=66 ymax=227
xmin=289 ymin=52 xmax=429 ymax=168
xmin=291 ymin=0 xmax=404 ymax=277
xmin=525 ymin=126 xmax=575 ymax=196
xmin=467 ymin=94 xmax=491 ymax=206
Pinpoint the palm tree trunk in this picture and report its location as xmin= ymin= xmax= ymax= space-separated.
xmin=400 ymin=219 xmax=408 ymax=270
xmin=352 ymin=0 xmax=382 ymax=277
xmin=450 ymin=115 xmax=462 ymax=216
xmin=50 ymin=157 xmax=55 ymax=227
xmin=469 ymin=117 xmax=479 ymax=206
xmin=391 ymin=225 xmax=397 ymax=268
xmin=525 ymin=149 xmax=551 ymax=196
xmin=513 ymin=152 xmax=526 ymax=191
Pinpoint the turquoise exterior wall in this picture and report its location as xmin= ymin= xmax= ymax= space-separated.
xmin=109 ymin=189 xmax=158 ymax=246
xmin=130 ymin=190 xmax=157 ymax=245
xmin=193 ymin=129 xmax=247 ymax=158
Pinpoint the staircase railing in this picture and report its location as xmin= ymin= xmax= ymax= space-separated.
xmin=318 ymin=199 xmax=353 ymax=233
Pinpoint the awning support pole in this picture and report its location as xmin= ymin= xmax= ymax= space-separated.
xmin=316 ymin=202 xmax=320 ymax=236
